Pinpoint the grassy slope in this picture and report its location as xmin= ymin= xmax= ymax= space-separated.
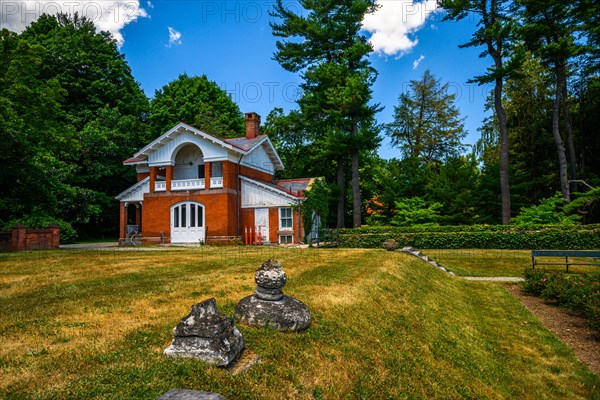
xmin=424 ymin=249 xmax=596 ymax=277
xmin=0 ymin=248 xmax=598 ymax=399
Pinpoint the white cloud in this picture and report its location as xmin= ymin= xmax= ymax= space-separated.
xmin=146 ymin=1 xmax=154 ymax=9
xmin=412 ymin=54 xmax=425 ymax=69
xmin=167 ymin=26 xmax=182 ymax=47
xmin=0 ymin=1 xmax=149 ymax=47
xmin=362 ymin=0 xmax=441 ymax=57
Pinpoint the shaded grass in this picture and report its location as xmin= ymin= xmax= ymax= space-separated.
xmin=424 ymin=249 xmax=598 ymax=277
xmin=0 ymin=247 xmax=598 ymax=399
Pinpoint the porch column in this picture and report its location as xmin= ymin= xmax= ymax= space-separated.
xmin=135 ymin=204 xmax=142 ymax=229
xmin=222 ymin=161 xmax=232 ymax=189
xmin=119 ymin=202 xmax=128 ymax=241
xmin=204 ymin=162 xmax=211 ymax=188
xmin=165 ymin=165 xmax=173 ymax=191
xmin=149 ymin=166 xmax=157 ymax=193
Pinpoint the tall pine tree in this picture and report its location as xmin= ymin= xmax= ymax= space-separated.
xmin=440 ymin=0 xmax=522 ymax=224
xmin=271 ymin=0 xmax=380 ymax=228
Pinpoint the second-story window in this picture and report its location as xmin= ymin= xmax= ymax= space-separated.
xmin=212 ymin=161 xmax=223 ymax=177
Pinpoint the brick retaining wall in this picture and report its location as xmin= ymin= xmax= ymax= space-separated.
xmin=0 ymin=225 xmax=60 ymax=251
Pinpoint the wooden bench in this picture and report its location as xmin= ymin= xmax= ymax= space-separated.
xmin=531 ymin=250 xmax=600 ymax=272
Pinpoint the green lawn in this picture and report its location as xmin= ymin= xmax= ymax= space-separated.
xmin=424 ymin=249 xmax=598 ymax=277
xmin=0 ymin=247 xmax=598 ymax=399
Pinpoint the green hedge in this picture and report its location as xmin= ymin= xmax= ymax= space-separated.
xmin=333 ymin=225 xmax=600 ymax=249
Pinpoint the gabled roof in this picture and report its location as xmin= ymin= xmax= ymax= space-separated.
xmin=240 ymin=176 xmax=305 ymax=201
xmin=275 ymin=178 xmax=314 ymax=198
xmin=115 ymin=176 xmax=149 ymax=201
xmin=224 ymin=135 xmax=268 ymax=151
xmin=125 ymin=122 xmax=283 ymax=170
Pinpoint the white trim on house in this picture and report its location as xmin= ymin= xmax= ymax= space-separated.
xmin=240 ymin=176 xmax=301 ymax=208
xmin=129 ymin=122 xmax=284 ymax=171
xmin=278 ymin=207 xmax=293 ymax=231
xmin=134 ymin=123 xmax=238 ymax=159
xmin=115 ymin=177 xmax=150 ymax=203
xmin=241 ymin=143 xmax=276 ymax=174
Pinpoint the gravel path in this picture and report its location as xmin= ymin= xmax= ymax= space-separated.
xmin=462 ymin=276 xmax=524 ymax=282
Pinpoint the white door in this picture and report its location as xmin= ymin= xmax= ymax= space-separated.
xmin=254 ymin=208 xmax=270 ymax=244
xmin=171 ymin=202 xmax=205 ymax=243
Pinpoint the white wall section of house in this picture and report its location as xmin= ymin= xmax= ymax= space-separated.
xmin=241 ymin=144 xmax=275 ymax=174
xmin=240 ymin=177 xmax=297 ymax=208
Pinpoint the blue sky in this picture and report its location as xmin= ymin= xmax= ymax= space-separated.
xmin=2 ymin=0 xmax=493 ymax=159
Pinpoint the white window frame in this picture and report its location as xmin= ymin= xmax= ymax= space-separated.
xmin=279 ymin=234 xmax=293 ymax=244
xmin=279 ymin=207 xmax=293 ymax=230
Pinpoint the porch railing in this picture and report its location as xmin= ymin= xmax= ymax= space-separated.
xmin=210 ymin=177 xmax=224 ymax=188
xmin=154 ymin=178 xmax=219 ymax=192
xmin=172 ymin=178 xmax=205 ymax=191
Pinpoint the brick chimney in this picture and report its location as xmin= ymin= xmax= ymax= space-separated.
xmin=245 ymin=112 xmax=261 ymax=139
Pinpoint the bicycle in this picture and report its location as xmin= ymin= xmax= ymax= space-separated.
xmin=126 ymin=225 xmax=142 ymax=246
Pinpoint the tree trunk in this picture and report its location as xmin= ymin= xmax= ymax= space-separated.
xmin=552 ymin=71 xmax=571 ymax=202
xmin=560 ymin=71 xmax=577 ymax=195
xmin=494 ymin=76 xmax=511 ymax=225
xmin=336 ymin=158 xmax=345 ymax=228
xmin=352 ymin=147 xmax=361 ymax=228
xmin=351 ymin=121 xmax=361 ymax=228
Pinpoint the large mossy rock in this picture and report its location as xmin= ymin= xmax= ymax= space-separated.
xmin=164 ymin=298 xmax=244 ymax=366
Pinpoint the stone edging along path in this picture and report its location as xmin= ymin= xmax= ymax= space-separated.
xmin=399 ymin=247 xmax=525 ymax=283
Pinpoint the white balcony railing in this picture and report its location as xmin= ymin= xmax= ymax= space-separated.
xmin=210 ymin=177 xmax=224 ymax=188
xmin=155 ymin=181 xmax=166 ymax=192
xmin=171 ymin=178 xmax=205 ymax=191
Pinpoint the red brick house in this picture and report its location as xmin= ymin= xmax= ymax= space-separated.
xmin=116 ymin=113 xmax=314 ymax=245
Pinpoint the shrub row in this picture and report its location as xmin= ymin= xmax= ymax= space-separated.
xmin=523 ymin=269 xmax=600 ymax=330
xmin=333 ymin=226 xmax=600 ymax=250
xmin=336 ymin=224 xmax=600 ymax=235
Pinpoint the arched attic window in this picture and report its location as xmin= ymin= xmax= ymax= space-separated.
xmin=173 ymin=144 xmax=204 ymax=180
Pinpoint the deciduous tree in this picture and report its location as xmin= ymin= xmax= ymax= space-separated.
xmin=148 ymin=74 xmax=244 ymax=138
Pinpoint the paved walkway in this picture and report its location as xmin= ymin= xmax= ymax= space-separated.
xmin=59 ymin=243 xmax=186 ymax=251
xmin=462 ymin=276 xmax=524 ymax=282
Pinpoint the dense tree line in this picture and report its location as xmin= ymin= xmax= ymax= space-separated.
xmin=1 ymin=3 xmax=599 ymax=241
xmin=0 ymin=14 xmax=244 ymax=240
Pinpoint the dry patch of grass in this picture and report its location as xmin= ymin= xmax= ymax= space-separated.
xmin=1 ymin=247 xmax=598 ymax=399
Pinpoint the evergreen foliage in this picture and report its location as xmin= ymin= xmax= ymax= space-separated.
xmin=270 ymin=0 xmax=381 ymax=228
xmin=386 ymin=69 xmax=467 ymax=162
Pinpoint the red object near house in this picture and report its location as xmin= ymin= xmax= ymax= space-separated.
xmin=116 ymin=113 xmax=315 ymax=246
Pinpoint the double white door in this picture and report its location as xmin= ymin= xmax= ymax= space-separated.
xmin=171 ymin=202 xmax=205 ymax=243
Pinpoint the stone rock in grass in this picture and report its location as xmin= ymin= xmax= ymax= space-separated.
xmin=157 ymin=389 xmax=227 ymax=400
xmin=381 ymin=239 xmax=400 ymax=251
xmin=235 ymin=259 xmax=311 ymax=332
xmin=164 ymin=298 xmax=244 ymax=367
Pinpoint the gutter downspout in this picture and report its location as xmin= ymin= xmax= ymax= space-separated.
xmin=237 ymin=154 xmax=244 ymax=239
